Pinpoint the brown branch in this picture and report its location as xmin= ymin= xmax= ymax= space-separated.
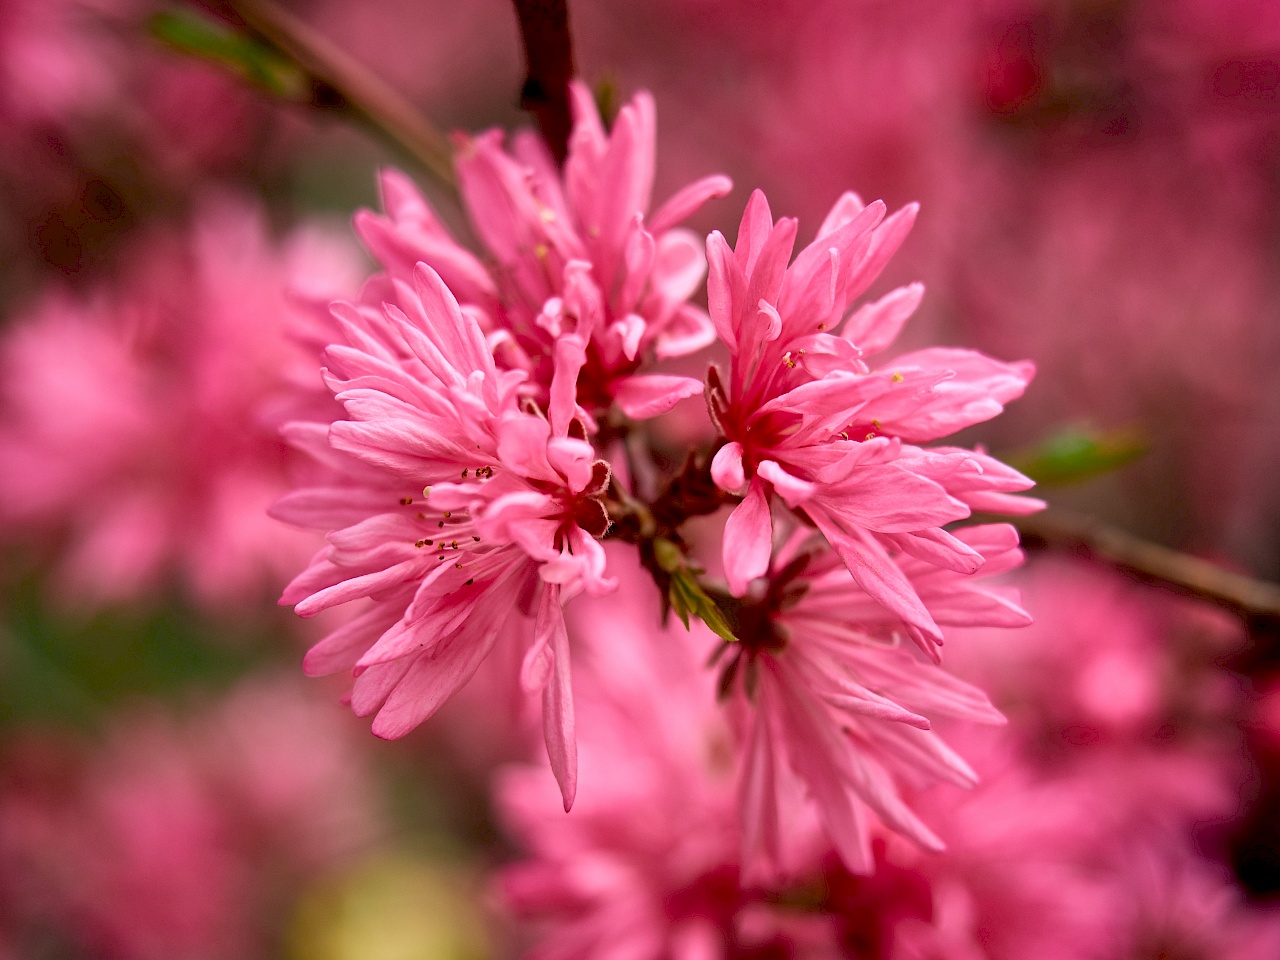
xmin=1014 ymin=508 xmax=1280 ymax=620
xmin=220 ymin=0 xmax=456 ymax=192
xmin=510 ymin=0 xmax=576 ymax=163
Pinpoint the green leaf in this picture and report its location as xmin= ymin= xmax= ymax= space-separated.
xmin=1007 ymin=425 xmax=1147 ymax=487
xmin=652 ymin=536 xmax=685 ymax=574
xmin=668 ymin=568 xmax=738 ymax=644
xmin=653 ymin=537 xmax=738 ymax=642
xmin=148 ymin=8 xmax=309 ymax=100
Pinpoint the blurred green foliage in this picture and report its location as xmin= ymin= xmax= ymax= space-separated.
xmin=149 ymin=7 xmax=309 ymax=101
xmin=1006 ymin=424 xmax=1147 ymax=487
xmin=0 ymin=572 xmax=290 ymax=731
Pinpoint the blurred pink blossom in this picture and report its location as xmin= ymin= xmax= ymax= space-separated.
xmin=949 ymin=556 xmax=1247 ymax=754
xmin=0 ymin=196 xmax=362 ymax=609
xmin=0 ymin=674 xmax=382 ymax=960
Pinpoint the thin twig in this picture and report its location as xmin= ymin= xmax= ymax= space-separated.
xmin=221 ymin=0 xmax=457 ymax=192
xmin=511 ymin=0 xmax=576 ymax=163
xmin=1015 ymin=508 xmax=1280 ymax=620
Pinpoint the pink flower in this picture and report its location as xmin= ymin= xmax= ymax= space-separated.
xmin=720 ymin=522 xmax=1027 ymax=879
xmin=353 ymin=80 xmax=730 ymax=419
xmin=897 ymin=730 xmax=1264 ymax=960
xmin=276 ymin=264 xmax=617 ymax=809
xmin=0 ymin=197 xmax=359 ymax=609
xmin=494 ymin=546 xmax=1018 ymax=959
xmin=495 ymin=543 xmax=837 ymax=959
xmin=705 ymin=189 xmax=1038 ymax=659
xmin=948 ymin=556 xmax=1247 ymax=755
xmin=0 ymin=675 xmax=381 ymax=960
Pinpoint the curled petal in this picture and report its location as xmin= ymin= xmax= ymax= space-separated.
xmin=711 ymin=441 xmax=746 ymax=492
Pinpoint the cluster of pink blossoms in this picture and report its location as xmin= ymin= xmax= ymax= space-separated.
xmin=278 ymin=83 xmax=1039 ymax=876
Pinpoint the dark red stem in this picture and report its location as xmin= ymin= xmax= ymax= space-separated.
xmin=510 ymin=0 xmax=577 ymax=164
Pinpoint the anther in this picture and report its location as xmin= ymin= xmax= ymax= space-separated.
xmin=892 ymin=371 xmax=904 ymax=383
xmin=399 ymin=497 xmax=413 ymax=505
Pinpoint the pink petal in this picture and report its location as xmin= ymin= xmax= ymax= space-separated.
xmin=535 ymin=584 xmax=578 ymax=811
xmin=723 ymin=478 xmax=773 ymax=596
xmin=841 ymin=282 xmax=923 ymax=356
xmin=612 ymin=374 xmax=703 ymax=420
xmin=649 ymin=174 xmax=733 ymax=236
xmin=653 ymin=305 xmax=717 ymax=360
xmin=549 ymin=335 xmax=587 ymax=436
xmin=711 ymin=441 xmax=745 ymax=492
xmin=757 ymin=459 xmax=816 ymax=507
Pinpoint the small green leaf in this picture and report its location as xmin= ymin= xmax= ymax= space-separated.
xmin=669 ymin=568 xmax=738 ymax=643
xmin=652 ymin=536 xmax=685 ymax=574
xmin=653 ymin=537 xmax=738 ymax=642
xmin=1007 ymin=425 xmax=1147 ymax=487
xmin=148 ymin=8 xmax=309 ymax=100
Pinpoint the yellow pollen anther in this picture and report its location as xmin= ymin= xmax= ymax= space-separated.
xmin=866 ymin=432 xmax=876 ymax=441
xmin=872 ymin=419 xmax=881 ymax=429
xmin=534 ymin=243 xmax=548 ymax=260
xmin=399 ymin=497 xmax=413 ymax=505
xmin=461 ymin=468 xmax=469 ymax=479
xmin=892 ymin=371 xmax=904 ymax=383
xmin=443 ymin=511 xmax=451 ymax=518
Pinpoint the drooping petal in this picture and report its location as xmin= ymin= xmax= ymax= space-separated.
xmin=723 ymin=478 xmax=773 ymax=596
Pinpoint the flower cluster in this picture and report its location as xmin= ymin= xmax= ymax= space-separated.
xmin=277 ymin=82 xmax=1041 ymax=875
